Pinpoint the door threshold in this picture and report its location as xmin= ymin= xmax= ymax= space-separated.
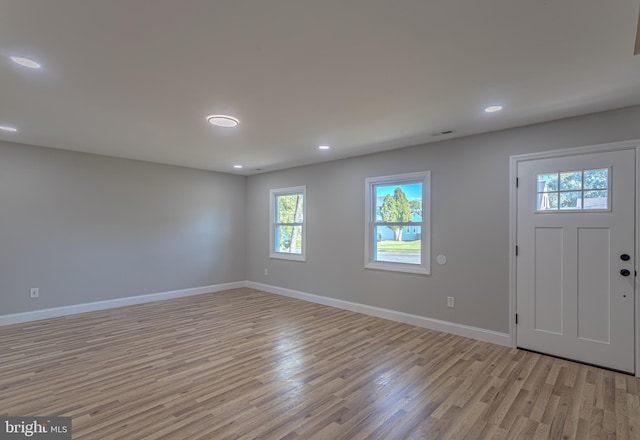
xmin=517 ymin=347 xmax=634 ymax=376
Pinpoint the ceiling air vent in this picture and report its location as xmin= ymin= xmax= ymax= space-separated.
xmin=431 ymin=130 xmax=456 ymax=137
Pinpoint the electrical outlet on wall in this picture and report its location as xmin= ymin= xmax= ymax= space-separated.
xmin=264 ymin=268 xmax=268 ymax=276
xmin=447 ymin=296 xmax=454 ymax=308
xmin=30 ymin=288 xmax=39 ymax=298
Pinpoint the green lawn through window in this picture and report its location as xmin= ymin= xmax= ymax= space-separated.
xmin=376 ymin=240 xmax=421 ymax=253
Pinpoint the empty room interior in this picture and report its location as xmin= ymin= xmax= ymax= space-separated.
xmin=2 ymin=1 xmax=640 ymax=439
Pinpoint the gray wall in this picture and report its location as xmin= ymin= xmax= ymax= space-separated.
xmin=0 ymin=142 xmax=246 ymax=315
xmin=2 ymin=105 xmax=638 ymax=330
xmin=246 ymin=105 xmax=640 ymax=333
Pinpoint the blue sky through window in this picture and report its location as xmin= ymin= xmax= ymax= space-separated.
xmin=375 ymin=182 xmax=422 ymax=201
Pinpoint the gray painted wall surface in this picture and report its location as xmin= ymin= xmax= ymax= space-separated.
xmin=0 ymin=142 xmax=246 ymax=315
xmin=2 ymin=105 xmax=638 ymax=330
xmin=246 ymin=106 xmax=640 ymax=333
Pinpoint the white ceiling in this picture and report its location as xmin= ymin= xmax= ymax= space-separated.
xmin=1 ymin=0 xmax=640 ymax=175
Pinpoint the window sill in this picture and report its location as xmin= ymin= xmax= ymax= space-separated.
xmin=270 ymin=252 xmax=306 ymax=262
xmin=365 ymin=261 xmax=429 ymax=275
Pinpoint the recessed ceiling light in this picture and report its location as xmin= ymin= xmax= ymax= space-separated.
xmin=233 ymin=164 xmax=243 ymax=169
xmin=10 ymin=56 xmax=41 ymax=69
xmin=318 ymin=145 xmax=330 ymax=150
xmin=206 ymin=115 xmax=239 ymax=127
xmin=0 ymin=125 xmax=18 ymax=132
xmin=484 ymin=105 xmax=503 ymax=113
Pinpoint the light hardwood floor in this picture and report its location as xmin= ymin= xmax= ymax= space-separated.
xmin=1 ymin=288 xmax=639 ymax=439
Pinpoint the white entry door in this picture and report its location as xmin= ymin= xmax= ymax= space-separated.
xmin=516 ymin=148 xmax=636 ymax=373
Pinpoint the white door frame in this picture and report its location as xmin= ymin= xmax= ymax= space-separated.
xmin=509 ymin=139 xmax=640 ymax=376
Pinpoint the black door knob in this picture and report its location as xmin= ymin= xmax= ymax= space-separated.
xmin=620 ymin=254 xmax=631 ymax=261
xmin=620 ymin=269 xmax=631 ymax=277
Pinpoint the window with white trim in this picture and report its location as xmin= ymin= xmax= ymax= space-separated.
xmin=365 ymin=171 xmax=430 ymax=274
xmin=270 ymin=186 xmax=306 ymax=261
xmin=536 ymin=168 xmax=610 ymax=212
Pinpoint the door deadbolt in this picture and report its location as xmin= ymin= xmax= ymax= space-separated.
xmin=620 ymin=254 xmax=631 ymax=261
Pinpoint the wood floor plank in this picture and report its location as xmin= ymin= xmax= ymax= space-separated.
xmin=2 ymin=287 xmax=640 ymax=439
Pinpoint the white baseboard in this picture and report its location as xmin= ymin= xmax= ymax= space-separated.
xmin=0 ymin=281 xmax=247 ymax=326
xmin=2 ymin=280 xmax=512 ymax=348
xmin=247 ymin=281 xmax=511 ymax=347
